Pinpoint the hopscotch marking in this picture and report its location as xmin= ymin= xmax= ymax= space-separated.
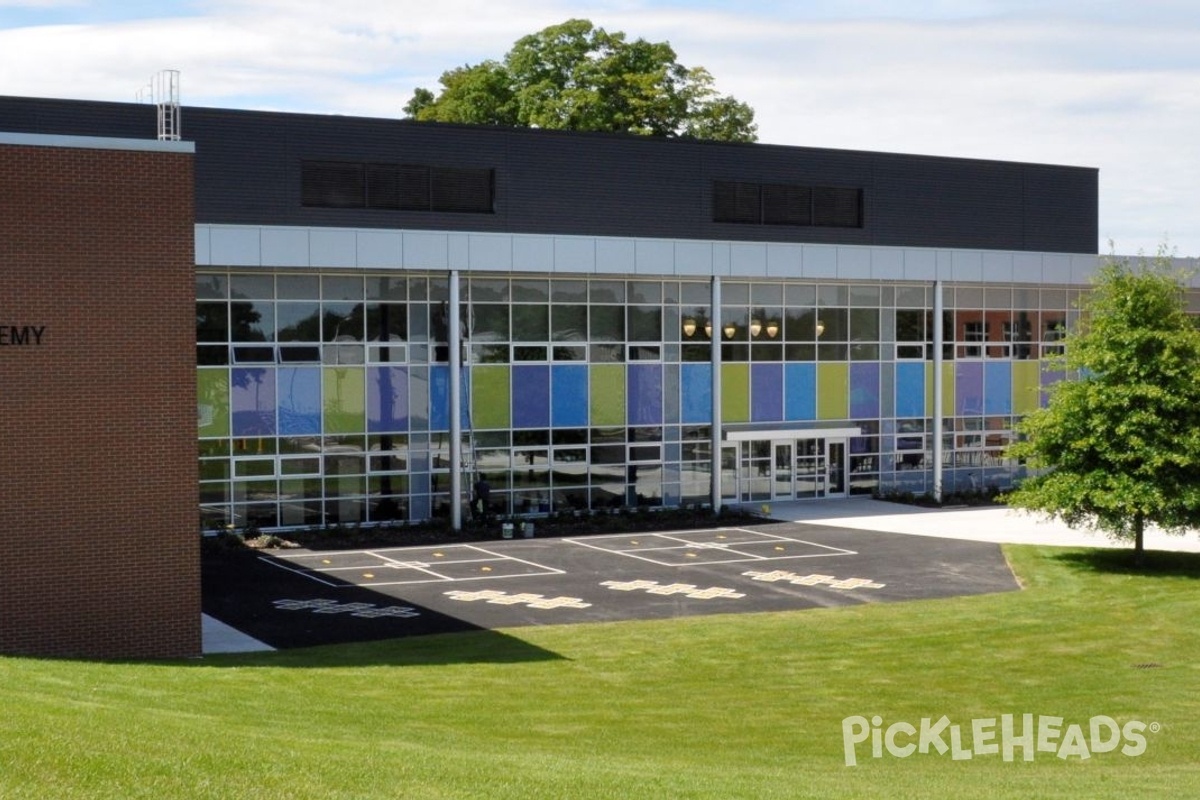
xmin=742 ymin=570 xmax=886 ymax=590
xmin=444 ymin=590 xmax=592 ymax=610
xmin=601 ymin=579 xmax=745 ymax=600
xmin=272 ymin=598 xmax=422 ymax=618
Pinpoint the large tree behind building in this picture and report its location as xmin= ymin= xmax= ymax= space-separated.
xmin=1004 ymin=253 xmax=1200 ymax=564
xmin=404 ymin=19 xmax=757 ymax=142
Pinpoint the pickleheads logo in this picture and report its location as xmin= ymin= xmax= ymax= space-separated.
xmin=842 ymin=714 xmax=1158 ymax=766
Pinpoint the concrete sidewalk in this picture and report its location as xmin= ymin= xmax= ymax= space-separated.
xmin=756 ymin=496 xmax=1200 ymax=553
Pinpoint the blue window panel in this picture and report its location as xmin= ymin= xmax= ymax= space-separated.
xmin=681 ymin=363 xmax=713 ymax=424
xmin=751 ymin=363 xmax=784 ymax=422
xmin=367 ymin=366 xmax=409 ymax=433
xmin=551 ymin=364 xmax=589 ymax=428
xmin=784 ymin=363 xmax=816 ymax=421
xmin=429 ymin=365 xmax=469 ymax=431
xmin=278 ymin=366 xmax=322 ymax=435
xmin=628 ymin=364 xmax=664 ymax=426
xmin=513 ymin=365 xmax=551 ymax=429
xmin=231 ymin=367 xmax=276 ymax=436
xmin=984 ymin=362 xmax=1012 ymax=416
xmin=849 ymin=362 xmax=880 ymax=419
xmin=896 ymin=362 xmax=925 ymax=418
xmin=956 ymin=362 xmax=984 ymax=417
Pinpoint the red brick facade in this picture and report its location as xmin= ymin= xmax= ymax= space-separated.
xmin=0 ymin=139 xmax=199 ymax=659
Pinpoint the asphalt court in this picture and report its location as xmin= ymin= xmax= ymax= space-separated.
xmin=202 ymin=521 xmax=1021 ymax=649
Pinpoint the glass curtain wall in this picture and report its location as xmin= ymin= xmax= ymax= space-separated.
xmin=196 ymin=269 xmax=1073 ymax=530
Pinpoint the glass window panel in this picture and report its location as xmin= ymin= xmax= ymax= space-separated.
xmin=322 ymin=275 xmax=363 ymax=301
xmin=196 ymin=302 xmax=228 ymax=342
xmin=277 ymin=302 xmax=321 ymax=341
xmin=552 ymin=280 xmax=588 ymax=303
xmin=722 ymin=282 xmax=749 ymax=305
xmin=785 ymin=309 xmax=817 ymax=341
xmin=681 ymin=282 xmax=710 ymax=305
xmin=896 ymin=286 xmax=926 ymax=307
xmin=230 ymin=274 xmax=274 ymax=300
xmin=628 ymin=306 xmax=662 ymax=341
xmin=365 ymin=304 xmax=407 ymax=342
xmin=512 ymin=279 xmax=549 ymax=303
xmin=589 ymin=344 xmax=624 ymax=363
xmin=784 ymin=343 xmax=815 ymax=361
xmin=470 ymin=278 xmax=509 ymax=302
xmin=196 ymin=273 xmax=227 ymax=300
xmin=849 ymin=308 xmax=879 ymax=341
xmin=552 ymin=305 xmax=587 ymax=342
xmin=850 ymin=285 xmax=880 ymax=306
xmin=590 ymin=280 xmax=625 ymax=303
xmin=818 ymin=285 xmax=848 ymax=307
xmin=276 ymin=275 xmax=319 ymax=300
xmin=751 ymin=283 xmax=783 ymax=305
xmin=896 ymin=309 xmax=925 ymax=341
xmin=471 ymin=304 xmax=510 ymax=341
xmin=628 ymin=281 xmax=661 ymax=304
xmin=366 ymin=276 xmax=406 ymax=301
xmin=513 ymin=305 xmax=550 ymax=341
xmin=553 ymin=345 xmax=587 ymax=361
xmin=231 ymin=301 xmax=273 ymax=342
xmin=514 ymin=345 xmax=548 ymax=362
xmin=590 ymin=305 xmax=624 ymax=341
xmin=323 ymin=303 xmax=365 ymax=342
xmin=816 ymin=308 xmax=848 ymax=341
xmin=785 ymin=284 xmax=816 ymax=306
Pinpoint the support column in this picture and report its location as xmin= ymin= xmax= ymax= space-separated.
xmin=449 ymin=271 xmax=463 ymax=531
xmin=932 ymin=279 xmax=944 ymax=503
xmin=710 ymin=276 xmax=723 ymax=512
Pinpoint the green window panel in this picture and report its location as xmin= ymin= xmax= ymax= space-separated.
xmin=722 ymin=363 xmax=750 ymax=423
xmin=324 ymin=367 xmax=365 ymax=433
xmin=921 ymin=363 xmax=955 ymax=417
xmin=472 ymin=365 xmax=511 ymax=429
xmin=817 ymin=363 xmax=848 ymax=420
xmin=590 ymin=364 xmax=626 ymax=426
xmin=197 ymin=368 xmax=230 ymax=439
xmin=1012 ymin=360 xmax=1042 ymax=414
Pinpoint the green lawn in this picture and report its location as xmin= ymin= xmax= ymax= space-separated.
xmin=2 ymin=545 xmax=1198 ymax=799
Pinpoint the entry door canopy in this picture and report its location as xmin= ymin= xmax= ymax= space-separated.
xmin=723 ymin=426 xmax=862 ymax=442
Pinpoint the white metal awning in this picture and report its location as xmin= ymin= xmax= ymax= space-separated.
xmin=722 ymin=426 xmax=862 ymax=442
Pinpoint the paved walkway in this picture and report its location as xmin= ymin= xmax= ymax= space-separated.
xmin=756 ymin=496 xmax=1200 ymax=552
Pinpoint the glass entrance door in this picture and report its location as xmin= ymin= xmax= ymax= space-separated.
xmin=772 ymin=442 xmax=794 ymax=500
xmin=795 ymin=438 xmax=825 ymax=499
xmin=826 ymin=439 xmax=847 ymax=497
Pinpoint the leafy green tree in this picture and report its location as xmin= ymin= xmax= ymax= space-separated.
xmin=1003 ymin=252 xmax=1200 ymax=564
xmin=404 ymin=19 xmax=757 ymax=142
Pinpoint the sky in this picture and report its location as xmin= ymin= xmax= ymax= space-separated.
xmin=1 ymin=1 xmax=1197 ymax=257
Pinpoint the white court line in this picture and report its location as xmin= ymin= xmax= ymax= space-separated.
xmin=565 ymin=528 xmax=857 ymax=567
xmin=265 ymin=543 xmax=565 ymax=588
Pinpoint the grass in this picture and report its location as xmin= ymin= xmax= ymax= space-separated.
xmin=2 ymin=545 xmax=1199 ymax=799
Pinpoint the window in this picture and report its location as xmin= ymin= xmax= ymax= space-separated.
xmin=713 ymin=181 xmax=863 ymax=228
xmin=302 ymin=160 xmax=494 ymax=213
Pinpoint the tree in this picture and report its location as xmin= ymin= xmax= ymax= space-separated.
xmin=1003 ymin=252 xmax=1200 ymax=564
xmin=404 ymin=19 xmax=757 ymax=142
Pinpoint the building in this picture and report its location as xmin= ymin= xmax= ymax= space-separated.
xmin=1 ymin=91 xmax=1119 ymax=654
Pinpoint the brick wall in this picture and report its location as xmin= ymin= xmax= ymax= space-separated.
xmin=0 ymin=141 xmax=199 ymax=659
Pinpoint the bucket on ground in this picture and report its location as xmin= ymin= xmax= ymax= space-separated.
xmin=502 ymin=522 xmax=514 ymax=539
xmin=521 ymin=521 xmax=534 ymax=538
